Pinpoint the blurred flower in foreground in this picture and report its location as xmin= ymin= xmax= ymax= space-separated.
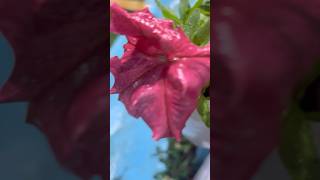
xmin=110 ymin=4 xmax=210 ymax=141
xmin=0 ymin=0 xmax=107 ymax=178
xmin=213 ymin=0 xmax=320 ymax=179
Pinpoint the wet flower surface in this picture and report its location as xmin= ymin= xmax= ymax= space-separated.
xmin=110 ymin=4 xmax=210 ymax=141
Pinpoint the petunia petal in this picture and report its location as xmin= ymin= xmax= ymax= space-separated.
xmin=117 ymin=58 xmax=209 ymax=141
xmin=110 ymin=4 xmax=210 ymax=140
xmin=110 ymin=3 xmax=210 ymax=57
xmin=110 ymin=37 xmax=164 ymax=94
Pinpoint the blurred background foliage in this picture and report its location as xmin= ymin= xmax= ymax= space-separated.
xmin=154 ymin=138 xmax=197 ymax=180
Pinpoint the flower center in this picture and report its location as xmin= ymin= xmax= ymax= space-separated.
xmin=158 ymin=55 xmax=179 ymax=62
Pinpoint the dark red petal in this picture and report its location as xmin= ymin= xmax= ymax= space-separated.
xmin=26 ymin=59 xmax=107 ymax=178
xmin=0 ymin=0 xmax=107 ymax=102
xmin=110 ymin=40 xmax=163 ymax=94
xmin=213 ymin=0 xmax=320 ymax=179
xmin=0 ymin=0 xmax=107 ymax=178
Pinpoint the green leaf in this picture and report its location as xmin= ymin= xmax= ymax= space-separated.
xmin=191 ymin=15 xmax=210 ymax=46
xmin=279 ymin=103 xmax=320 ymax=180
xmin=155 ymin=0 xmax=182 ymax=25
xmin=182 ymin=0 xmax=203 ymax=23
xmin=179 ymin=0 xmax=190 ymax=22
xmin=197 ymin=94 xmax=210 ymax=127
xmin=189 ymin=0 xmax=204 ymax=15
xmin=199 ymin=0 xmax=210 ymax=16
xmin=154 ymin=138 xmax=197 ymax=180
xmin=183 ymin=9 xmax=200 ymax=39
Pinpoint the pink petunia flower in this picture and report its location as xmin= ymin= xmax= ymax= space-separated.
xmin=110 ymin=4 xmax=210 ymax=141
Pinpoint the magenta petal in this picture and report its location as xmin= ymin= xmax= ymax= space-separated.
xmin=110 ymin=3 xmax=144 ymax=37
xmin=110 ymin=39 xmax=163 ymax=94
xmin=110 ymin=3 xmax=173 ymax=38
xmin=110 ymin=4 xmax=209 ymax=57
xmin=118 ymin=59 xmax=209 ymax=141
xmin=110 ymin=5 xmax=210 ymax=140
